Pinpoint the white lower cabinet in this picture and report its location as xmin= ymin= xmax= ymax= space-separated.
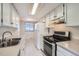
xmin=57 ymin=46 xmax=76 ymax=56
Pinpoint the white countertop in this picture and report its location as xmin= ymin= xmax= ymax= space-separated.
xmin=0 ymin=39 xmax=23 ymax=56
xmin=57 ymin=39 xmax=79 ymax=55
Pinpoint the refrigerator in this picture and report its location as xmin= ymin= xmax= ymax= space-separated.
xmin=35 ymin=22 xmax=45 ymax=51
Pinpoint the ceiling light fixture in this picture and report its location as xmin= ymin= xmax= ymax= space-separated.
xmin=31 ymin=3 xmax=39 ymax=15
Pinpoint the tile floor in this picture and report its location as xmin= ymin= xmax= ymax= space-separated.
xmin=21 ymin=38 xmax=44 ymax=56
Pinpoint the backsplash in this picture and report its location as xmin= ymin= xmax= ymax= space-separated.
xmin=0 ymin=26 xmax=20 ymax=39
xmin=53 ymin=24 xmax=79 ymax=40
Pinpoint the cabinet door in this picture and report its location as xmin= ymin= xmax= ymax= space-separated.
xmin=66 ymin=3 xmax=79 ymax=26
xmin=3 ymin=3 xmax=11 ymax=26
xmin=45 ymin=15 xmax=50 ymax=27
xmin=54 ymin=8 xmax=58 ymax=19
xmin=50 ymin=11 xmax=55 ymax=20
xmin=15 ymin=14 xmax=20 ymax=30
xmin=12 ymin=6 xmax=16 ymax=28
xmin=9 ymin=4 xmax=13 ymax=27
xmin=56 ymin=4 xmax=64 ymax=18
xmin=0 ymin=3 xmax=1 ymax=26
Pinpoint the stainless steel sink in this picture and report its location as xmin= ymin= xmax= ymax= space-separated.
xmin=0 ymin=38 xmax=21 ymax=48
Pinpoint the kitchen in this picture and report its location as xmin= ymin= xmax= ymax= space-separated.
xmin=0 ymin=3 xmax=79 ymax=56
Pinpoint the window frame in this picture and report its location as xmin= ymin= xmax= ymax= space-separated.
xmin=24 ymin=22 xmax=35 ymax=32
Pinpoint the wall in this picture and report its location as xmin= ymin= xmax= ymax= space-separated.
xmin=20 ymin=20 xmax=36 ymax=42
xmin=52 ymin=24 xmax=79 ymax=40
xmin=0 ymin=26 xmax=20 ymax=39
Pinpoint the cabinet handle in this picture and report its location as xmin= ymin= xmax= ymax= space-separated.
xmin=10 ymin=4 xmax=13 ymax=25
xmin=11 ymin=22 xmax=13 ymax=24
xmin=1 ymin=3 xmax=3 ymax=24
xmin=63 ymin=4 xmax=65 ymax=16
xmin=54 ymin=16 xmax=57 ymax=18
xmin=1 ymin=19 xmax=3 ymax=23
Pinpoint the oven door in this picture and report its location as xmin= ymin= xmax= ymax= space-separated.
xmin=44 ymin=40 xmax=56 ymax=56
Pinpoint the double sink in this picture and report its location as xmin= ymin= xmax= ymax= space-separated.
xmin=0 ymin=38 xmax=21 ymax=48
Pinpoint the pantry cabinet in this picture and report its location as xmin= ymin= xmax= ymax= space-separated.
xmin=57 ymin=46 xmax=76 ymax=56
xmin=0 ymin=3 xmax=20 ymax=28
xmin=66 ymin=4 xmax=79 ymax=26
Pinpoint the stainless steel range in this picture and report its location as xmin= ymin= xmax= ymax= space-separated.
xmin=43 ymin=31 xmax=71 ymax=56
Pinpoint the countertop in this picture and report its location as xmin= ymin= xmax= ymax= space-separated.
xmin=0 ymin=39 xmax=22 ymax=56
xmin=57 ymin=39 xmax=79 ymax=56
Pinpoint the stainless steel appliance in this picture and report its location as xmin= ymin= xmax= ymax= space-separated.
xmin=43 ymin=31 xmax=71 ymax=56
xmin=44 ymin=36 xmax=57 ymax=56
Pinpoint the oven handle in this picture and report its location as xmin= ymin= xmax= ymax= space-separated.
xmin=44 ymin=40 xmax=53 ymax=45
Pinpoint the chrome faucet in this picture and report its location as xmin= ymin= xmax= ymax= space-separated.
xmin=2 ymin=31 xmax=12 ymax=42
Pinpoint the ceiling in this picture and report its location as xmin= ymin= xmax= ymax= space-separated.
xmin=13 ymin=3 xmax=60 ymax=22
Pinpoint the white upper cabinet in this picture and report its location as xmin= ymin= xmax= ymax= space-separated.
xmin=0 ymin=3 xmax=1 ymax=26
xmin=3 ymin=3 xmax=11 ymax=26
xmin=50 ymin=11 xmax=55 ymax=20
xmin=11 ymin=4 xmax=20 ymax=29
xmin=11 ymin=4 xmax=20 ymax=28
xmin=66 ymin=4 xmax=79 ymax=26
xmin=56 ymin=4 xmax=64 ymax=18
xmin=45 ymin=14 xmax=50 ymax=27
xmin=45 ymin=4 xmax=65 ymax=28
xmin=12 ymin=6 xmax=17 ymax=28
xmin=50 ymin=4 xmax=64 ymax=20
xmin=15 ymin=12 xmax=20 ymax=31
xmin=0 ymin=3 xmax=20 ymax=28
xmin=45 ymin=3 xmax=79 ymax=27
